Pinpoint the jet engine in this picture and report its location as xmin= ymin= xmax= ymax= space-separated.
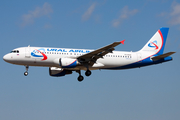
xmin=49 ymin=67 xmax=72 ymax=77
xmin=59 ymin=58 xmax=78 ymax=68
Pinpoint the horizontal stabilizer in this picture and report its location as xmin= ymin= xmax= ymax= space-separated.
xmin=152 ymin=52 xmax=176 ymax=61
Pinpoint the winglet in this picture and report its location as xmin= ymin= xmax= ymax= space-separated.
xmin=120 ymin=40 xmax=125 ymax=45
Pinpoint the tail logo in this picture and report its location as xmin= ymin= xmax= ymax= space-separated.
xmin=31 ymin=48 xmax=47 ymax=61
xmin=148 ymin=40 xmax=158 ymax=50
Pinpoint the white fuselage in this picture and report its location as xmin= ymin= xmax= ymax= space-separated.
xmin=3 ymin=47 xmax=141 ymax=70
xmin=2 ymin=28 xmax=174 ymax=81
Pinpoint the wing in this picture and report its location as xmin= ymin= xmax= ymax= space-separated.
xmin=77 ymin=40 xmax=125 ymax=65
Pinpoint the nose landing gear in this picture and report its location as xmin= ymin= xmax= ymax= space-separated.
xmin=24 ymin=71 xmax=28 ymax=76
xmin=24 ymin=65 xmax=29 ymax=76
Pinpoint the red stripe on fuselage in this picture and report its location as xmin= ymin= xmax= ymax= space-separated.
xmin=35 ymin=49 xmax=47 ymax=61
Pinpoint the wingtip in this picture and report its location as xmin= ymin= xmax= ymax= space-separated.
xmin=120 ymin=40 xmax=125 ymax=44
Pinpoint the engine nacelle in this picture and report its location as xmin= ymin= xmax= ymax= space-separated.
xmin=49 ymin=67 xmax=72 ymax=77
xmin=60 ymin=58 xmax=78 ymax=68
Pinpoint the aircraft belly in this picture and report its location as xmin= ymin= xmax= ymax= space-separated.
xmin=96 ymin=56 xmax=137 ymax=69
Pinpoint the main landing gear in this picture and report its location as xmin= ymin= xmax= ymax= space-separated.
xmin=24 ymin=65 xmax=29 ymax=76
xmin=76 ymin=70 xmax=84 ymax=82
xmin=76 ymin=69 xmax=92 ymax=82
xmin=85 ymin=70 xmax=91 ymax=76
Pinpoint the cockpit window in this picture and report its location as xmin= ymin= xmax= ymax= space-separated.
xmin=10 ymin=50 xmax=19 ymax=53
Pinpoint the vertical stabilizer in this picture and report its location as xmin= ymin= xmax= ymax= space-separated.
xmin=140 ymin=27 xmax=169 ymax=55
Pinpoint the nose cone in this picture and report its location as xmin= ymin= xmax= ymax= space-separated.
xmin=3 ymin=54 xmax=11 ymax=62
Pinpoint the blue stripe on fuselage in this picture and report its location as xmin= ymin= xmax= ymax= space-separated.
xmin=62 ymin=60 xmax=77 ymax=68
xmin=105 ymin=56 xmax=172 ymax=70
xmin=31 ymin=52 xmax=43 ymax=57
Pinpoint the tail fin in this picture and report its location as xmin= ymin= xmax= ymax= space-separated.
xmin=140 ymin=27 xmax=169 ymax=55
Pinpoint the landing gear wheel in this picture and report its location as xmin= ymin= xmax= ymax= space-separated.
xmin=85 ymin=70 xmax=91 ymax=76
xmin=78 ymin=75 xmax=84 ymax=82
xmin=24 ymin=72 xmax=28 ymax=76
xmin=24 ymin=65 xmax=29 ymax=76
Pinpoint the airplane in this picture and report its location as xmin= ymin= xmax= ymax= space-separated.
xmin=3 ymin=27 xmax=175 ymax=82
